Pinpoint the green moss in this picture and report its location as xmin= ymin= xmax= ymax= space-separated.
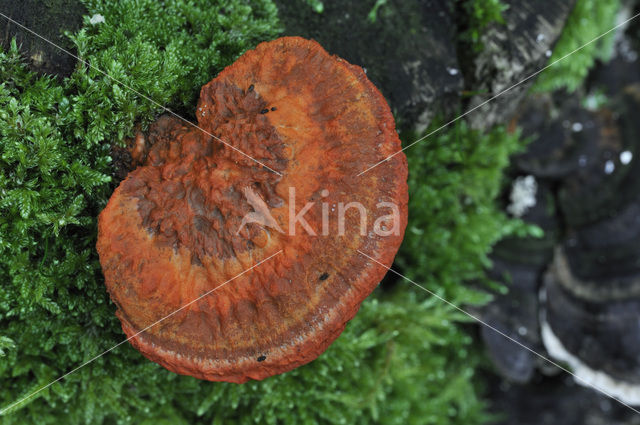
xmin=367 ymin=0 xmax=389 ymax=23
xmin=398 ymin=121 xmax=525 ymax=302
xmin=303 ymin=0 xmax=324 ymax=14
xmin=533 ymin=0 xmax=621 ymax=92
xmin=460 ymin=0 xmax=508 ymax=52
xmin=1 ymin=1 xmax=524 ymax=423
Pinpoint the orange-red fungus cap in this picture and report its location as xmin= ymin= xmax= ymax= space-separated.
xmin=97 ymin=37 xmax=408 ymax=383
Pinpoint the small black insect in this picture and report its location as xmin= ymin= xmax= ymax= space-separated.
xmin=319 ymin=272 xmax=329 ymax=281
xmin=257 ymin=355 xmax=267 ymax=362
xmin=260 ymin=108 xmax=269 ymax=114
xmin=271 ymin=107 xmax=277 ymax=111
xmin=248 ymin=84 xmax=254 ymax=92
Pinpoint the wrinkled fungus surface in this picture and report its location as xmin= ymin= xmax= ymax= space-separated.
xmin=97 ymin=37 xmax=408 ymax=383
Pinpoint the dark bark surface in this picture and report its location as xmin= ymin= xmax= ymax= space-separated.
xmin=0 ymin=0 xmax=85 ymax=77
xmin=275 ymin=0 xmax=463 ymax=132
xmin=487 ymin=374 xmax=640 ymax=425
xmin=467 ymin=0 xmax=576 ymax=129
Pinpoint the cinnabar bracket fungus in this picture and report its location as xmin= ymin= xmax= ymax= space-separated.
xmin=97 ymin=37 xmax=408 ymax=383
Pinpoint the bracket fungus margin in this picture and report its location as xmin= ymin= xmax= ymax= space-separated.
xmin=97 ymin=36 xmax=408 ymax=383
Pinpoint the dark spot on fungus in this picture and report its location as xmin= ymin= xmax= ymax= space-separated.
xmin=271 ymin=107 xmax=277 ymax=111
xmin=260 ymin=108 xmax=269 ymax=114
xmin=319 ymin=272 xmax=329 ymax=281
xmin=257 ymin=355 xmax=266 ymax=362
xmin=190 ymin=252 xmax=203 ymax=267
xmin=248 ymin=84 xmax=254 ymax=92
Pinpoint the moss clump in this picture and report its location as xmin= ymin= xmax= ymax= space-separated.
xmin=534 ymin=0 xmax=621 ymax=92
xmin=398 ymin=122 xmax=524 ymax=303
xmin=1 ymin=1 xmax=524 ymax=423
xmin=460 ymin=0 xmax=508 ymax=52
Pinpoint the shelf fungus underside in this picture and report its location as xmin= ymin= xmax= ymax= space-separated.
xmin=97 ymin=37 xmax=408 ymax=383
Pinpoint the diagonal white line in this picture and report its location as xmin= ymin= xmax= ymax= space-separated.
xmin=357 ymin=11 xmax=640 ymax=177
xmin=356 ymin=249 xmax=640 ymax=416
xmin=0 ymin=250 xmax=282 ymax=415
xmin=0 ymin=11 xmax=283 ymax=177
